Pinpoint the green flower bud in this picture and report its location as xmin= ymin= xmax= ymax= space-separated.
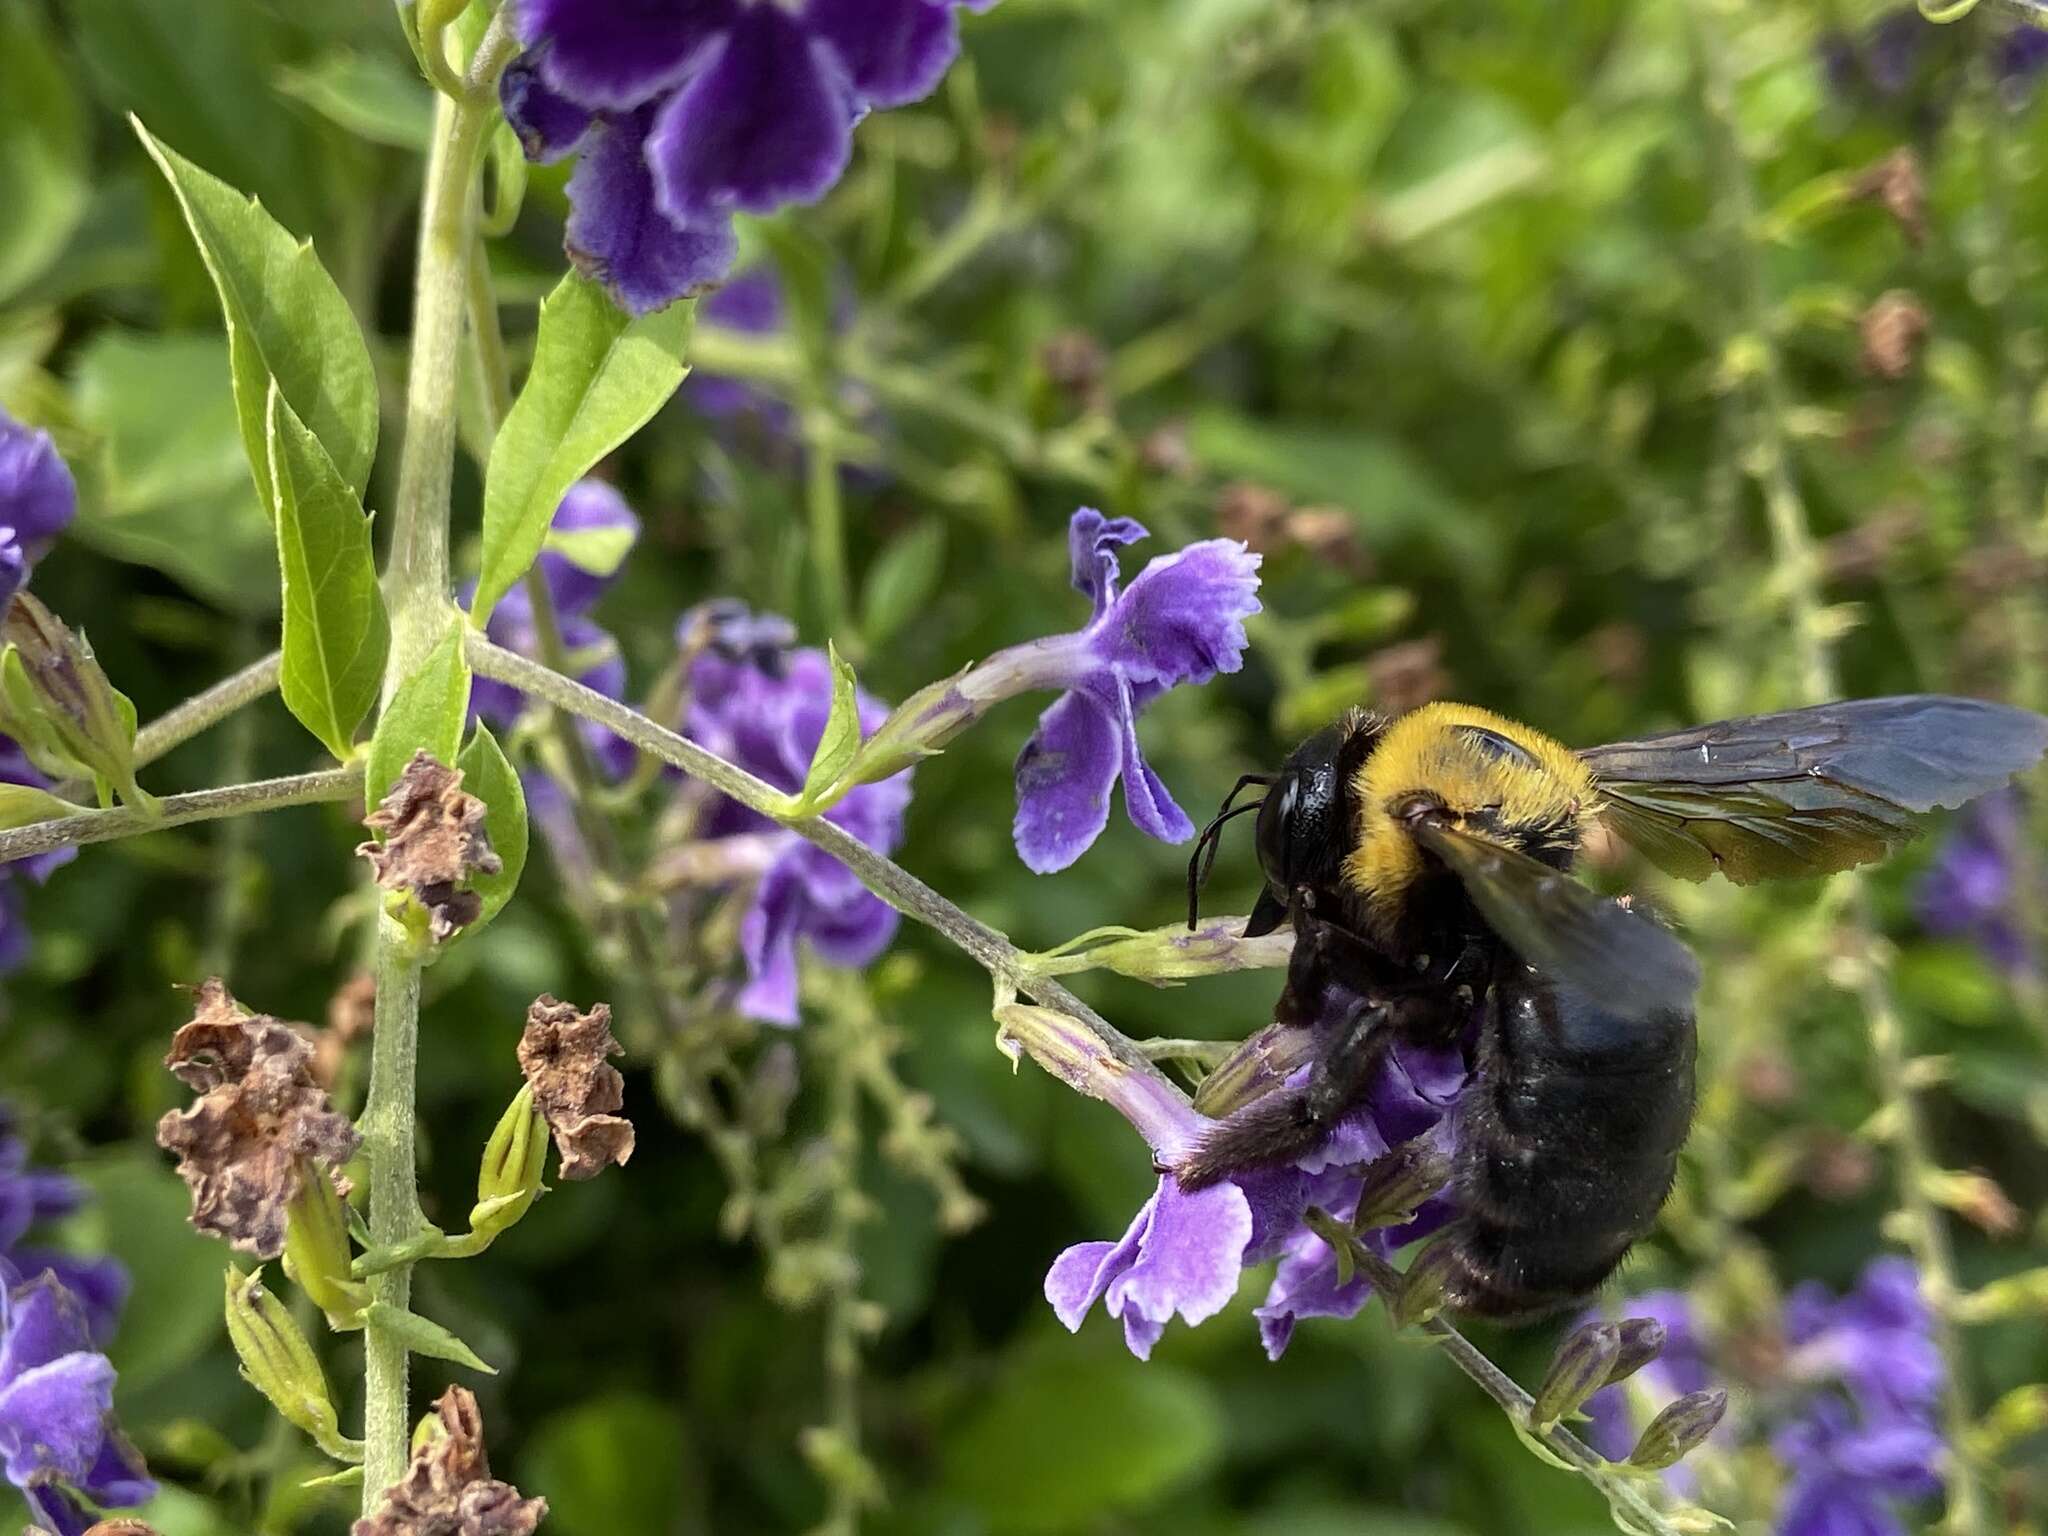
xmin=0 ymin=594 xmax=145 ymax=809
xmin=223 ymin=1267 xmax=359 ymax=1462
xmin=469 ymin=1083 xmax=548 ymax=1243
xmin=1530 ymin=1321 xmax=1621 ymax=1429
xmin=1390 ymin=1237 xmax=1462 ymax=1328
xmin=1628 ymin=1389 xmax=1729 ymax=1470
xmin=1189 ymin=1022 xmax=1319 ymax=1119
xmin=1352 ymin=1137 xmax=1453 ymax=1231
xmin=282 ymin=1167 xmax=368 ymax=1328
xmin=1606 ymin=1316 xmax=1669 ymax=1386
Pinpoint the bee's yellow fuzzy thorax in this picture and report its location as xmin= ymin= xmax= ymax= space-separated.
xmin=1342 ymin=702 xmax=1597 ymax=926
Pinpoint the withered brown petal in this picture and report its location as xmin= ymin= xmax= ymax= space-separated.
xmin=83 ymin=1522 xmax=164 ymax=1536
xmin=353 ymin=1387 xmax=546 ymax=1536
xmin=517 ymin=995 xmax=635 ymax=1181
xmin=357 ymin=751 xmax=503 ymax=942
xmin=155 ymin=977 xmax=362 ymax=1259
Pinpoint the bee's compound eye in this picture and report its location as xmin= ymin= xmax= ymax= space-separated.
xmin=1255 ymin=775 xmax=1298 ymax=888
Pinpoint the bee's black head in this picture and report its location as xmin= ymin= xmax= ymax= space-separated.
xmin=1187 ymin=719 xmax=1369 ymax=936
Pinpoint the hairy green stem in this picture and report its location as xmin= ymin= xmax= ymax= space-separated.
xmin=134 ymin=651 xmax=283 ymax=769
xmin=360 ymin=15 xmax=517 ymax=1512
xmin=1692 ymin=9 xmax=1988 ymax=1530
xmin=0 ymin=769 xmax=356 ymax=865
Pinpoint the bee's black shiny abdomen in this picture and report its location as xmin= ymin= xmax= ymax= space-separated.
xmin=1434 ymin=966 xmax=1697 ymax=1320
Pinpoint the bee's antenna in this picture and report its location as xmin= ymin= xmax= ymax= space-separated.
xmin=1186 ymin=774 xmax=1277 ymax=930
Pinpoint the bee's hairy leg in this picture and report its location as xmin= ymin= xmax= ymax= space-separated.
xmin=1174 ymin=998 xmax=1397 ymax=1190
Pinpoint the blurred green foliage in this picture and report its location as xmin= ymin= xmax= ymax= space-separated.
xmin=2 ymin=0 xmax=2047 ymax=1531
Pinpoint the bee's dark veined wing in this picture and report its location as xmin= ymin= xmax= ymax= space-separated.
xmin=1408 ymin=818 xmax=1700 ymax=1022
xmin=1580 ymin=696 xmax=2048 ymax=884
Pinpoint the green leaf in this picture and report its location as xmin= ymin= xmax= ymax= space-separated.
xmin=859 ymin=517 xmax=948 ymax=646
xmin=456 ymin=723 xmax=528 ymax=935
xmin=133 ymin=117 xmax=379 ymax=505
xmin=362 ymin=1300 xmax=496 ymax=1374
xmin=364 ymin=627 xmax=469 ymax=805
xmin=799 ymin=641 xmax=862 ymax=807
xmin=69 ymin=330 xmax=278 ymax=611
xmin=0 ymin=781 xmax=80 ymax=830
xmin=0 ymin=0 xmax=89 ymax=302
xmin=519 ymin=1394 xmax=697 ymax=1536
xmin=474 ymin=276 xmax=690 ymax=621
xmin=542 ymin=521 xmax=637 ymax=585
xmin=275 ymin=52 xmax=434 ymax=152
xmin=267 ymin=385 xmax=387 ymax=761
xmin=939 ymin=1345 xmax=1224 ymax=1531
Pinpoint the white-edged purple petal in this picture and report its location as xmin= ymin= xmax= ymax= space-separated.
xmin=647 ymin=7 xmax=858 ymax=225
xmin=521 ymin=0 xmax=738 ymax=111
xmin=1094 ymin=538 xmax=1262 ymax=689
xmin=1013 ymin=691 xmax=1120 ymax=874
xmin=805 ymin=0 xmax=959 ymax=108
xmin=1066 ymin=507 xmax=1148 ymax=619
xmin=0 ymin=411 xmax=76 ymax=552
xmin=565 ymin=110 xmax=737 ymax=316
xmin=501 ymin=49 xmax=594 ymax=163
xmin=1108 ymin=675 xmax=1195 ymax=845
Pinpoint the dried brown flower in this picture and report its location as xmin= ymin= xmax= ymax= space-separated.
xmin=1851 ymin=147 xmax=1925 ymax=246
xmin=1039 ymin=329 xmax=1107 ymax=404
xmin=82 ymin=1523 xmax=162 ymax=1536
xmin=1215 ymin=482 xmax=1290 ymax=551
xmin=518 ymin=996 xmax=634 ymax=1180
xmin=358 ymin=752 xmax=502 ymax=942
xmin=1819 ymin=502 xmax=1921 ymax=585
xmin=354 ymin=1387 xmax=545 ymax=1536
xmin=1802 ymin=1131 xmax=1878 ymax=1202
xmin=301 ymin=970 xmax=378 ymax=1089
xmin=1365 ymin=636 xmax=1448 ymax=716
xmin=155 ymin=979 xmax=361 ymax=1259
xmin=1280 ymin=507 xmax=1366 ymax=572
xmin=1136 ymin=420 xmax=1194 ymax=478
xmin=1859 ymin=290 xmax=1929 ymax=381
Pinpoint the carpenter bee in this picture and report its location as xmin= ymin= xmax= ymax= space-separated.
xmin=1182 ymin=697 xmax=2048 ymax=1320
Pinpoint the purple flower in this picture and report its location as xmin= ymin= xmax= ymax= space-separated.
xmin=1024 ymin=997 xmax=1464 ymax=1361
xmin=506 ymin=0 xmax=998 ymax=315
xmin=1915 ymin=789 xmax=2033 ymax=972
xmin=864 ymin=510 xmax=1258 ymax=873
xmin=0 ymin=1271 xmax=154 ymax=1536
xmin=690 ymin=267 xmax=791 ymax=425
xmin=677 ymin=604 xmax=911 ymax=1024
xmin=1995 ymin=25 xmax=2048 ymax=106
xmin=536 ymin=479 xmax=640 ymax=617
xmin=0 ymin=411 xmax=75 ymax=611
xmin=0 ymin=1115 xmax=125 ymax=1347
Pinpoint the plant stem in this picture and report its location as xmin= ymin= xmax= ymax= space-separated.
xmin=1692 ymin=9 xmax=1987 ymax=1531
xmin=359 ymin=15 xmax=516 ymax=1513
xmin=0 ymin=769 xmax=357 ymax=865
xmin=133 ymin=651 xmax=282 ymax=769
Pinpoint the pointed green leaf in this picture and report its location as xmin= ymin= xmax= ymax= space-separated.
xmin=363 ymin=1299 xmax=496 ymax=1374
xmin=365 ymin=628 xmax=469 ymax=805
xmin=0 ymin=782 xmax=78 ymax=830
xmin=474 ymin=276 xmax=690 ymax=621
xmin=0 ymin=0 xmax=88 ymax=302
xmin=456 ymin=723 xmax=528 ymax=935
xmin=267 ymin=385 xmax=387 ymax=761
xmin=800 ymin=642 xmax=862 ymax=808
xmin=133 ymin=117 xmax=378 ymax=504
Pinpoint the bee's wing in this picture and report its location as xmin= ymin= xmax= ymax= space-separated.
xmin=1579 ymin=696 xmax=2048 ymax=885
xmin=1408 ymin=818 xmax=1699 ymax=1022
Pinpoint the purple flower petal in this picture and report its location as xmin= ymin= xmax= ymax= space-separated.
xmin=648 ymin=7 xmax=858 ymax=225
xmin=1013 ymin=691 xmax=1120 ymax=874
xmin=1777 ymin=1476 xmax=1908 ymax=1536
xmin=0 ymin=411 xmax=76 ymax=551
xmin=520 ymin=0 xmax=739 ymax=111
xmin=805 ymin=0 xmax=959 ymax=108
xmin=7 ymin=1256 xmax=125 ymax=1350
xmin=1094 ymin=538 xmax=1262 ymax=690
xmin=501 ymin=49 xmax=594 ymax=163
xmin=0 ymin=1351 xmax=112 ymax=1486
xmin=0 ymin=1274 xmax=94 ymax=1381
xmin=539 ymin=478 xmax=640 ymax=615
xmin=1045 ymin=1175 xmax=1252 ymax=1361
xmin=566 ymin=110 xmax=737 ymax=316
xmin=1067 ymin=507 xmax=1148 ymax=619
xmin=1108 ymin=675 xmax=1195 ymax=845
xmin=737 ymin=857 xmax=805 ymax=1027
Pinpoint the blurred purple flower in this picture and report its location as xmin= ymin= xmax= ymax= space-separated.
xmin=690 ymin=267 xmax=796 ymax=431
xmin=536 ymin=479 xmax=640 ymax=617
xmin=678 ymin=604 xmax=911 ymax=1024
xmin=0 ymin=410 xmax=75 ymax=612
xmin=505 ymin=0 xmax=999 ymax=315
xmin=0 ymin=1271 xmax=154 ymax=1536
xmin=1816 ymin=10 xmax=1931 ymax=100
xmin=1915 ymin=789 xmax=2034 ymax=972
xmin=0 ymin=1114 xmax=125 ymax=1347
xmin=1033 ymin=990 xmax=1465 ymax=1361
xmin=0 ymin=739 xmax=74 ymax=978
xmin=1995 ymin=25 xmax=2048 ymax=105
xmin=1583 ymin=1290 xmax=1715 ymax=1464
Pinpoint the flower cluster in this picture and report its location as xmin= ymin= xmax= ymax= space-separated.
xmin=1915 ymin=788 xmax=2035 ymax=973
xmin=0 ymin=1272 xmax=154 ymax=1536
xmin=1031 ymin=979 xmax=1468 ymax=1361
xmin=0 ymin=412 xmax=80 ymax=977
xmin=0 ymin=1111 xmax=126 ymax=1346
xmin=1818 ymin=8 xmax=2048 ymax=109
xmin=502 ymin=0 xmax=998 ymax=315
xmin=469 ymin=478 xmax=640 ymax=781
xmin=1584 ymin=1258 xmax=1945 ymax=1536
xmin=677 ymin=603 xmax=912 ymax=1025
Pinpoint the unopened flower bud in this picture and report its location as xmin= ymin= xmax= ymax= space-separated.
xmin=1037 ymin=919 xmax=1294 ymax=990
xmin=1189 ymin=1022 xmax=1318 ymax=1119
xmin=1390 ymin=1237 xmax=1462 ymax=1328
xmin=1352 ymin=1136 xmax=1453 ymax=1231
xmin=223 ymin=1267 xmax=353 ymax=1458
xmin=1607 ymin=1316 xmax=1668 ymax=1386
xmin=1531 ymin=1321 xmax=1621 ymax=1429
xmin=0 ymin=593 xmax=145 ymax=807
xmin=469 ymin=1084 xmax=547 ymax=1242
xmin=282 ymin=1168 xmax=368 ymax=1327
xmin=1628 ymin=1388 xmax=1728 ymax=1470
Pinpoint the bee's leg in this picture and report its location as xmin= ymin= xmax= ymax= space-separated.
xmin=1174 ymin=998 xmax=1397 ymax=1190
xmin=1275 ymin=898 xmax=1403 ymax=1029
